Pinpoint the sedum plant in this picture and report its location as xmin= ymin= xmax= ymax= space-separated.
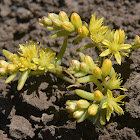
xmin=0 ymin=11 xmax=140 ymax=128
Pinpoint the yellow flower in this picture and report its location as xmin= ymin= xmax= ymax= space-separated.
xmin=10 ymin=54 xmax=20 ymax=66
xmin=89 ymin=13 xmax=108 ymax=43
xmin=89 ymin=13 xmax=104 ymax=33
xmin=100 ymin=30 xmax=132 ymax=65
xmin=9 ymin=54 xmax=36 ymax=71
xmin=32 ymin=48 xmax=56 ymax=71
xmin=90 ymin=28 xmax=107 ymax=43
xmin=18 ymin=41 xmax=41 ymax=60
xmin=106 ymin=73 xmax=127 ymax=91
xmin=18 ymin=57 xmax=37 ymax=71
xmin=102 ymin=89 xmax=125 ymax=122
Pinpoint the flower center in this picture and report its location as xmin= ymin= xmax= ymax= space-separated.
xmin=111 ymin=44 xmax=118 ymax=52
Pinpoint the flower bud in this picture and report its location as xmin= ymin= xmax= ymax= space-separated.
xmin=52 ymin=18 xmax=62 ymax=27
xmin=39 ymin=16 xmax=52 ymax=26
xmin=59 ymin=11 xmax=69 ymax=22
xmin=94 ymin=90 xmax=104 ymax=102
xmin=84 ymin=55 xmax=95 ymax=71
xmin=132 ymin=35 xmax=140 ymax=49
xmin=77 ymin=99 xmax=90 ymax=109
xmin=7 ymin=64 xmax=17 ymax=72
xmin=71 ymin=60 xmax=81 ymax=71
xmin=101 ymin=59 xmax=112 ymax=78
xmin=88 ymin=104 xmax=98 ymax=116
xmin=93 ymin=66 xmax=102 ymax=79
xmin=65 ymin=100 xmax=77 ymax=106
xmin=2 ymin=49 xmax=14 ymax=61
xmin=78 ymin=26 xmax=89 ymax=37
xmin=80 ymin=62 xmax=89 ymax=73
xmin=67 ymin=104 xmax=78 ymax=112
xmin=73 ymin=109 xmax=85 ymax=119
xmin=71 ymin=13 xmax=82 ymax=29
xmin=0 ymin=60 xmax=9 ymax=68
xmin=62 ymin=21 xmax=75 ymax=32
xmin=48 ymin=13 xmax=59 ymax=21
xmin=0 ymin=68 xmax=8 ymax=76
xmin=135 ymin=35 xmax=140 ymax=42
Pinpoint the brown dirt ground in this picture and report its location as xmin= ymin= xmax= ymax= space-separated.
xmin=0 ymin=0 xmax=140 ymax=139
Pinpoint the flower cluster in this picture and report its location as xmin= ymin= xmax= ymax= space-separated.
xmin=0 ymin=41 xmax=56 ymax=90
xmin=39 ymin=11 xmax=89 ymax=40
xmin=66 ymin=89 xmax=125 ymax=126
xmin=66 ymin=53 xmax=126 ymax=125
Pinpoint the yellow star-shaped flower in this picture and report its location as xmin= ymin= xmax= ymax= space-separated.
xmin=102 ymin=89 xmax=125 ymax=122
xmin=100 ymin=30 xmax=132 ymax=65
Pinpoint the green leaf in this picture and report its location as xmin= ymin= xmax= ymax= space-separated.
xmin=74 ymin=71 xmax=87 ymax=77
xmin=17 ymin=69 xmax=30 ymax=91
xmin=77 ymin=43 xmax=96 ymax=52
xmin=2 ymin=49 xmax=14 ymax=61
xmin=50 ymin=30 xmax=69 ymax=38
xmin=72 ymin=36 xmax=83 ymax=44
xmin=75 ymin=89 xmax=95 ymax=101
xmin=76 ymin=75 xmax=94 ymax=83
xmin=5 ymin=71 xmax=19 ymax=84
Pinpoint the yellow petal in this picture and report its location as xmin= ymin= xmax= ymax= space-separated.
xmin=114 ymin=51 xmax=121 ymax=65
xmin=119 ymin=88 xmax=128 ymax=91
xmin=107 ymin=89 xmax=113 ymax=98
xmin=48 ymin=53 xmax=56 ymax=60
xmin=38 ymin=66 xmax=44 ymax=70
xmin=106 ymin=108 xmax=112 ymax=122
xmin=114 ymin=30 xmax=119 ymax=44
xmin=118 ymin=44 xmax=132 ymax=50
xmin=102 ymin=39 xmax=112 ymax=46
xmin=114 ymin=104 xmax=124 ymax=114
xmin=102 ymin=102 xmax=107 ymax=109
xmin=47 ymin=64 xmax=55 ymax=69
xmin=19 ymin=68 xmax=27 ymax=71
xmin=114 ymin=95 xmax=125 ymax=102
xmin=89 ymin=13 xmax=96 ymax=31
xmin=100 ymin=49 xmax=111 ymax=57
xmin=32 ymin=58 xmax=39 ymax=65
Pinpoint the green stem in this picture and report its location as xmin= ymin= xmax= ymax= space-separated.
xmin=48 ymin=68 xmax=81 ymax=87
xmin=77 ymin=75 xmax=102 ymax=90
xmin=56 ymin=36 xmax=68 ymax=67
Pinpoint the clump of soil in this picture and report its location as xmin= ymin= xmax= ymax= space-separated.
xmin=0 ymin=0 xmax=140 ymax=139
